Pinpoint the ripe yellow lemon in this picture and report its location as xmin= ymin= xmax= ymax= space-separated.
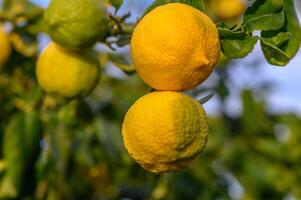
xmin=122 ymin=91 xmax=208 ymax=173
xmin=0 ymin=26 xmax=12 ymax=69
xmin=36 ymin=42 xmax=100 ymax=98
xmin=208 ymin=0 xmax=247 ymax=21
xmin=44 ymin=0 xmax=108 ymax=50
xmin=131 ymin=3 xmax=220 ymax=91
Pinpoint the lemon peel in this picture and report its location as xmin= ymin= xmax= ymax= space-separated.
xmin=36 ymin=42 xmax=100 ymax=98
xmin=122 ymin=91 xmax=208 ymax=173
xmin=44 ymin=0 xmax=108 ymax=50
xmin=131 ymin=3 xmax=220 ymax=91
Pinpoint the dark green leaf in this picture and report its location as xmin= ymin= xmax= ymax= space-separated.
xmin=0 ymin=112 xmax=42 ymax=198
xmin=198 ymin=93 xmax=214 ymax=104
xmin=108 ymin=53 xmax=136 ymax=74
xmin=244 ymin=0 xmax=285 ymax=31
xmin=221 ymin=36 xmax=259 ymax=58
xmin=260 ymin=0 xmax=301 ymax=66
xmin=108 ymin=0 xmax=123 ymax=10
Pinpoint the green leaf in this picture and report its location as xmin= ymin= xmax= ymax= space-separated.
xmin=244 ymin=0 xmax=285 ymax=31
xmin=221 ymin=36 xmax=259 ymax=58
xmin=1 ymin=0 xmax=43 ymax=22
xmin=26 ymin=14 xmax=49 ymax=34
xmin=245 ymin=11 xmax=285 ymax=31
xmin=108 ymin=53 xmax=136 ymax=74
xmin=0 ymin=114 xmax=26 ymax=198
xmin=107 ymin=0 xmax=123 ymax=10
xmin=198 ymin=93 xmax=214 ymax=104
xmin=218 ymin=24 xmax=246 ymax=39
xmin=260 ymin=0 xmax=301 ymax=66
xmin=0 ymin=112 xmax=42 ymax=198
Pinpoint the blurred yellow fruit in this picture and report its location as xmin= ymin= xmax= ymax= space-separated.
xmin=36 ymin=42 xmax=100 ymax=98
xmin=0 ymin=26 xmax=12 ymax=69
xmin=131 ymin=3 xmax=220 ymax=91
xmin=208 ymin=0 xmax=247 ymax=21
xmin=122 ymin=91 xmax=208 ymax=173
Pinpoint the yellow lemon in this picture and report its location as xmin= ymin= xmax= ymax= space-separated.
xmin=131 ymin=3 xmax=220 ymax=91
xmin=36 ymin=42 xmax=100 ymax=98
xmin=0 ymin=26 xmax=12 ymax=69
xmin=122 ymin=91 xmax=208 ymax=173
xmin=208 ymin=0 xmax=247 ymax=21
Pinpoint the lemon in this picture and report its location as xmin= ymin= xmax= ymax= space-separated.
xmin=131 ymin=3 xmax=220 ymax=91
xmin=208 ymin=0 xmax=247 ymax=21
xmin=44 ymin=0 xmax=108 ymax=50
xmin=36 ymin=42 xmax=100 ymax=98
xmin=122 ymin=91 xmax=208 ymax=173
xmin=0 ymin=26 xmax=12 ymax=69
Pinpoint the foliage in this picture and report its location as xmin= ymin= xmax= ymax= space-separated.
xmin=0 ymin=0 xmax=300 ymax=199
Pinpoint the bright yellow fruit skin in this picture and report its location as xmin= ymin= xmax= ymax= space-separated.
xmin=0 ymin=26 xmax=12 ymax=69
xmin=122 ymin=91 xmax=208 ymax=173
xmin=209 ymin=0 xmax=247 ymax=20
xmin=36 ymin=42 xmax=100 ymax=98
xmin=131 ymin=3 xmax=220 ymax=91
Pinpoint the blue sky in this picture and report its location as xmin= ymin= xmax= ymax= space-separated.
xmin=30 ymin=0 xmax=301 ymax=116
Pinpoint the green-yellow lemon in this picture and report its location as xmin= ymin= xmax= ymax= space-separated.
xmin=122 ymin=91 xmax=208 ymax=173
xmin=0 ymin=26 xmax=12 ymax=69
xmin=44 ymin=0 xmax=108 ymax=50
xmin=131 ymin=3 xmax=220 ymax=91
xmin=36 ymin=42 xmax=100 ymax=98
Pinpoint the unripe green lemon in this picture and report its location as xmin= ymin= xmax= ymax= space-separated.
xmin=44 ymin=0 xmax=108 ymax=50
xmin=0 ymin=26 xmax=12 ymax=69
xmin=36 ymin=42 xmax=100 ymax=98
xmin=122 ymin=91 xmax=208 ymax=173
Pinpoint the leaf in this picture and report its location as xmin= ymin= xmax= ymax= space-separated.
xmin=244 ymin=0 xmax=285 ymax=31
xmin=107 ymin=0 xmax=123 ymax=10
xmin=1 ymin=0 xmax=43 ymax=22
xmin=245 ymin=11 xmax=285 ymax=31
xmin=108 ymin=53 xmax=136 ymax=74
xmin=260 ymin=33 xmax=290 ymax=66
xmin=26 ymin=14 xmax=49 ymax=34
xmin=260 ymin=0 xmax=301 ymax=66
xmin=221 ymin=36 xmax=259 ymax=58
xmin=198 ymin=93 xmax=214 ymax=104
xmin=9 ymin=32 xmax=38 ymax=57
xmin=115 ymin=34 xmax=131 ymax=47
xmin=0 ymin=112 xmax=42 ymax=198
xmin=218 ymin=24 xmax=246 ymax=39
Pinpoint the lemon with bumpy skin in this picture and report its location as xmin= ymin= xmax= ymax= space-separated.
xmin=0 ymin=26 xmax=11 ymax=69
xmin=131 ymin=3 xmax=220 ymax=91
xmin=36 ymin=42 xmax=100 ymax=98
xmin=122 ymin=91 xmax=208 ymax=173
xmin=44 ymin=0 xmax=108 ymax=50
xmin=208 ymin=0 xmax=247 ymax=21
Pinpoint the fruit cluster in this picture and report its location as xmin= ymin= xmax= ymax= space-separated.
xmin=122 ymin=3 xmax=220 ymax=173
xmin=36 ymin=0 xmax=108 ymax=99
xmin=38 ymin=1 xmax=221 ymax=174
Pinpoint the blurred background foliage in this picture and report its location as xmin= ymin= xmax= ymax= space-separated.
xmin=0 ymin=0 xmax=301 ymax=200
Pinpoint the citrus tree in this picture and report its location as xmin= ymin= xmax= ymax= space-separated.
xmin=0 ymin=0 xmax=300 ymax=199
